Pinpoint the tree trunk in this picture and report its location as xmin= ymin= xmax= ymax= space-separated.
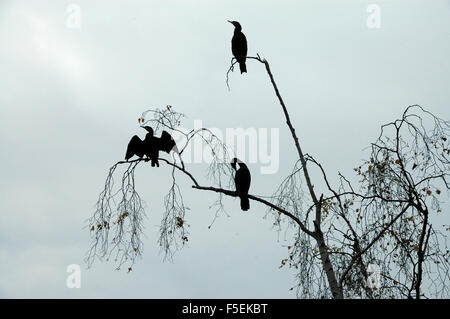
xmin=315 ymin=230 xmax=344 ymax=299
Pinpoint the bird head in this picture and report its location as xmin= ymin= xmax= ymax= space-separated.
xmin=231 ymin=157 xmax=246 ymax=170
xmin=141 ymin=126 xmax=154 ymax=136
xmin=227 ymin=20 xmax=242 ymax=31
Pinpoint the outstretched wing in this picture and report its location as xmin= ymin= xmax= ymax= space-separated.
xmin=158 ymin=131 xmax=177 ymax=154
xmin=125 ymin=135 xmax=144 ymax=160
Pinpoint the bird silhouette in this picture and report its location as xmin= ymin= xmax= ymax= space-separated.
xmin=228 ymin=20 xmax=247 ymax=74
xmin=125 ymin=126 xmax=177 ymax=167
xmin=231 ymin=158 xmax=251 ymax=211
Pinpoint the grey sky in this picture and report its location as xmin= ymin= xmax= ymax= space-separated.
xmin=0 ymin=0 xmax=449 ymax=298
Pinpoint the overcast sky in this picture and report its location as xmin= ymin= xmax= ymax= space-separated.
xmin=0 ymin=0 xmax=449 ymax=298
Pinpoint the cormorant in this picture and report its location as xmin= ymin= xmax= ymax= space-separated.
xmin=125 ymin=126 xmax=177 ymax=167
xmin=231 ymin=158 xmax=251 ymax=211
xmin=228 ymin=20 xmax=247 ymax=74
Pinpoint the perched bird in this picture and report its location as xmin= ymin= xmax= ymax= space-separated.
xmin=125 ymin=126 xmax=177 ymax=167
xmin=228 ymin=20 xmax=247 ymax=74
xmin=231 ymin=158 xmax=251 ymax=211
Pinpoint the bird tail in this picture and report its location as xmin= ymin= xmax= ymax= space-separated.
xmin=240 ymin=196 xmax=250 ymax=211
xmin=239 ymin=60 xmax=247 ymax=74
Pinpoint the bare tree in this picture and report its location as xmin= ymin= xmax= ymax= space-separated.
xmin=87 ymin=55 xmax=449 ymax=298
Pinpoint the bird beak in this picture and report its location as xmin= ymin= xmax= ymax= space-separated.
xmin=227 ymin=20 xmax=233 ymax=25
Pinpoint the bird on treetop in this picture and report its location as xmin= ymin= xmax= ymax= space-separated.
xmin=228 ymin=20 xmax=248 ymax=74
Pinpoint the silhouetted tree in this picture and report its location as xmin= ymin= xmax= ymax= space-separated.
xmin=87 ymin=52 xmax=449 ymax=298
